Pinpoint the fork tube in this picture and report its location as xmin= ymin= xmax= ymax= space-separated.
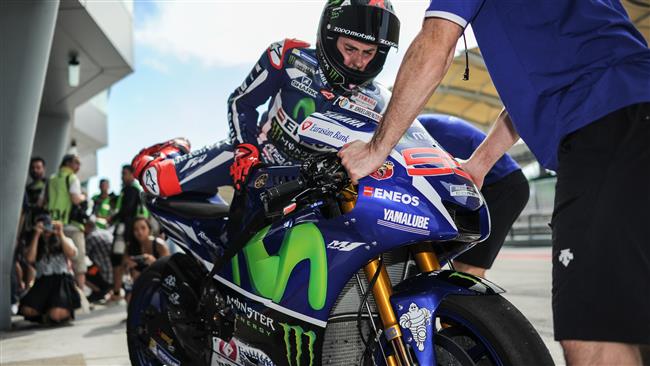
xmin=363 ymin=258 xmax=412 ymax=366
xmin=411 ymin=242 xmax=441 ymax=272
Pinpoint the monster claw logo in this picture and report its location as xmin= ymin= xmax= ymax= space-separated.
xmin=370 ymin=161 xmax=394 ymax=180
xmin=280 ymin=323 xmax=316 ymax=366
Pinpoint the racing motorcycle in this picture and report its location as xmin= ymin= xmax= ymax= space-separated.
xmin=127 ymin=108 xmax=554 ymax=365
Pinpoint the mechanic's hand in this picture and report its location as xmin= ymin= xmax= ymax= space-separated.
xmin=230 ymin=144 xmax=261 ymax=190
xmin=459 ymin=158 xmax=487 ymax=190
xmin=338 ymin=140 xmax=391 ymax=184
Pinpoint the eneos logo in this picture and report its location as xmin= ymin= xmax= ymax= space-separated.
xmin=362 ymin=186 xmax=420 ymax=206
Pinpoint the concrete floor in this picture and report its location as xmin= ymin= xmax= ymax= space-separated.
xmin=0 ymin=246 xmax=563 ymax=365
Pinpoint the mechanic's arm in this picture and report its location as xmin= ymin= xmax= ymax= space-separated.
xmin=227 ymin=41 xmax=292 ymax=145
xmin=462 ymin=108 xmax=520 ymax=188
xmin=339 ymin=18 xmax=463 ymax=182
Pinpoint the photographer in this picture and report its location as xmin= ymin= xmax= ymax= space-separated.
xmin=45 ymin=154 xmax=87 ymax=289
xmin=124 ymin=217 xmax=169 ymax=300
xmin=19 ymin=215 xmax=81 ymax=323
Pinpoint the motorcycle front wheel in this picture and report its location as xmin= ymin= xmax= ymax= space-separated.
xmin=433 ymin=294 xmax=554 ymax=366
xmin=127 ymin=261 xmax=190 ymax=366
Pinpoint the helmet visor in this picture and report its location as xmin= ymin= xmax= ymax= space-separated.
xmin=327 ymin=5 xmax=400 ymax=48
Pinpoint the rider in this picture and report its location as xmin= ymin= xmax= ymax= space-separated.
xmin=132 ymin=0 xmax=400 ymax=197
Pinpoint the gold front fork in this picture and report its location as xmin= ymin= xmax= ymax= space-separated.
xmin=341 ymin=186 xmax=441 ymax=365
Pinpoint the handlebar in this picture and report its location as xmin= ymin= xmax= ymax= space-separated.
xmin=261 ymin=153 xmax=349 ymax=212
xmin=264 ymin=177 xmax=305 ymax=203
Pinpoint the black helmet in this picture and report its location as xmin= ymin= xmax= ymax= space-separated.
xmin=317 ymin=0 xmax=400 ymax=92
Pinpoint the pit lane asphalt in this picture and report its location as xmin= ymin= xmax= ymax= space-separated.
xmin=0 ymin=246 xmax=564 ymax=365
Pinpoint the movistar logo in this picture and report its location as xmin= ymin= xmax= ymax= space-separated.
xmin=231 ymin=223 xmax=328 ymax=310
xmin=281 ymin=323 xmax=316 ymax=366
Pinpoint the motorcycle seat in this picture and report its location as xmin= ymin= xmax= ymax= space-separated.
xmin=145 ymin=193 xmax=230 ymax=219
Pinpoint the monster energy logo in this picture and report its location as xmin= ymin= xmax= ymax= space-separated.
xmin=231 ymin=223 xmax=328 ymax=310
xmin=280 ymin=323 xmax=316 ymax=366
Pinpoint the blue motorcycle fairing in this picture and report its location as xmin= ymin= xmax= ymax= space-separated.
xmin=390 ymin=270 xmax=504 ymax=365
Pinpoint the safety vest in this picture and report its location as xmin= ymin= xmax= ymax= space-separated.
xmin=92 ymin=193 xmax=116 ymax=229
xmin=46 ymin=167 xmax=76 ymax=225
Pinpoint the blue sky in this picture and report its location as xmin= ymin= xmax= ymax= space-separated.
xmin=89 ymin=0 xmax=475 ymax=197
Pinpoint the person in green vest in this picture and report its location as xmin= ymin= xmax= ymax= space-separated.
xmin=45 ymin=154 xmax=87 ymax=289
xmin=108 ymin=164 xmax=148 ymax=301
xmin=91 ymin=179 xmax=117 ymax=230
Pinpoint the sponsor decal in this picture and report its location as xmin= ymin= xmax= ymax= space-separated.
xmin=362 ymin=187 xmax=420 ymax=207
xmin=179 ymin=153 xmax=207 ymax=173
xmin=336 ymin=97 xmax=382 ymax=122
xmin=378 ymin=209 xmax=431 ymax=236
xmin=231 ymin=223 xmax=327 ymax=310
xmin=324 ymin=110 xmax=366 ymax=128
xmin=144 ymin=167 xmax=159 ymax=195
xmin=290 ymin=48 xmax=318 ymax=65
xmin=240 ymin=346 xmax=275 ymax=366
xmin=301 ymin=119 xmax=351 ymax=144
xmin=399 ymin=303 xmax=432 ymax=352
xmin=449 ymin=184 xmax=480 ymax=198
xmin=280 ymin=323 xmax=316 ymax=366
xmin=292 ymin=98 xmax=316 ymax=122
xmin=350 ymin=92 xmax=377 ymax=109
xmin=168 ymin=292 xmax=180 ymax=305
xmin=301 ymin=121 xmax=313 ymax=131
xmin=163 ymin=275 xmax=176 ymax=290
xmin=262 ymin=143 xmax=287 ymax=165
xmin=559 ymin=248 xmax=574 ymax=267
xmin=320 ymin=89 xmax=335 ymax=100
xmin=254 ymin=174 xmax=269 ymax=189
xmin=327 ymin=240 xmax=366 ymax=252
xmin=332 ymin=26 xmax=375 ymax=42
xmin=370 ymin=161 xmax=394 ymax=181
xmin=289 ymin=57 xmax=316 ymax=75
xmin=213 ymin=337 xmax=274 ymax=365
xmin=291 ymin=76 xmax=318 ymax=97
xmin=226 ymin=295 xmax=276 ymax=336
xmin=379 ymin=38 xmax=398 ymax=48
xmin=401 ymin=147 xmax=472 ymax=180
xmin=149 ymin=339 xmax=181 ymax=366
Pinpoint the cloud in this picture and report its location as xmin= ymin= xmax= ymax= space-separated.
xmin=141 ymin=57 xmax=171 ymax=74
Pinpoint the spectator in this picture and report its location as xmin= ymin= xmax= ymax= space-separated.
xmin=45 ymin=154 xmax=87 ymax=290
xmin=22 ymin=157 xmax=48 ymax=232
xmin=19 ymin=215 xmax=81 ymax=324
xmin=91 ymin=179 xmax=117 ymax=230
xmin=108 ymin=165 xmax=148 ymax=301
xmin=84 ymin=218 xmax=114 ymax=303
xmin=125 ymin=216 xmax=170 ymax=285
xmin=13 ymin=156 xmax=48 ymax=303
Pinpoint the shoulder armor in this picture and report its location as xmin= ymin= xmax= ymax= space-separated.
xmin=267 ymin=38 xmax=311 ymax=70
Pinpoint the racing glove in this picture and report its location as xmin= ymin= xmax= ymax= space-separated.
xmin=132 ymin=137 xmax=191 ymax=180
xmin=229 ymin=144 xmax=261 ymax=190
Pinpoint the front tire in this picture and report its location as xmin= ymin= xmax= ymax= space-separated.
xmin=127 ymin=261 xmax=190 ymax=366
xmin=434 ymin=294 xmax=554 ymax=366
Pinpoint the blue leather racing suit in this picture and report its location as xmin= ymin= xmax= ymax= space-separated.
xmin=141 ymin=39 xmax=390 ymax=197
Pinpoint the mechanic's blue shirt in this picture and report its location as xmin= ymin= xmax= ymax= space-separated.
xmin=425 ymin=1 xmax=650 ymax=170
xmin=418 ymin=114 xmax=520 ymax=186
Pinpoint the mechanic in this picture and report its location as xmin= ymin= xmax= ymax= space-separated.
xmin=418 ymin=113 xmax=528 ymax=279
xmin=338 ymin=1 xmax=650 ymax=364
